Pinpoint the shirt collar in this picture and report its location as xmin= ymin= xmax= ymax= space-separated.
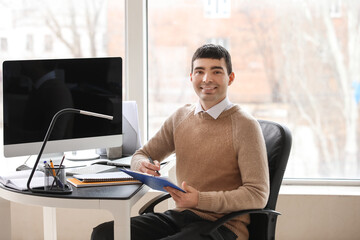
xmin=194 ymin=97 xmax=233 ymax=119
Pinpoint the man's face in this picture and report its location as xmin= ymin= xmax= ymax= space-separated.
xmin=190 ymin=58 xmax=234 ymax=110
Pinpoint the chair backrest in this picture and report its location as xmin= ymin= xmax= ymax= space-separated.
xmin=247 ymin=120 xmax=292 ymax=240
xmin=258 ymin=120 xmax=292 ymax=210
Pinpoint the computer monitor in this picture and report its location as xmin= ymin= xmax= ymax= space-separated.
xmin=2 ymin=57 xmax=123 ymax=159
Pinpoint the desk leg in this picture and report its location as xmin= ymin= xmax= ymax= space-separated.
xmin=114 ymin=204 xmax=131 ymax=240
xmin=43 ymin=207 xmax=57 ymax=240
xmin=0 ymin=197 xmax=11 ymax=239
xmin=101 ymin=201 xmax=131 ymax=240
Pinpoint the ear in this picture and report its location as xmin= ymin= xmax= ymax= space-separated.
xmin=228 ymin=72 xmax=235 ymax=86
xmin=190 ymin=73 xmax=193 ymax=82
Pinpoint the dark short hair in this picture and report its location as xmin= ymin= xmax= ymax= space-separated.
xmin=191 ymin=44 xmax=232 ymax=75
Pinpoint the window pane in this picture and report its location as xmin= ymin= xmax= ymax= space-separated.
xmin=0 ymin=0 xmax=125 ymax=161
xmin=148 ymin=0 xmax=360 ymax=179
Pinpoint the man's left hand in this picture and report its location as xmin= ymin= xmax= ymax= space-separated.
xmin=164 ymin=181 xmax=199 ymax=208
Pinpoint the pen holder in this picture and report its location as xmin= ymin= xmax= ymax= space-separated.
xmin=44 ymin=165 xmax=66 ymax=191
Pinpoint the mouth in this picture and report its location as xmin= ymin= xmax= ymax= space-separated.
xmin=200 ymin=85 xmax=217 ymax=94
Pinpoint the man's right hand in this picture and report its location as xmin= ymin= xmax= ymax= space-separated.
xmin=138 ymin=159 xmax=161 ymax=176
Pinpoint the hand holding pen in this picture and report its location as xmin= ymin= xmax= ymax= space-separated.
xmin=148 ymin=156 xmax=161 ymax=176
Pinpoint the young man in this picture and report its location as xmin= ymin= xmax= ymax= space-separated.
xmin=91 ymin=44 xmax=269 ymax=240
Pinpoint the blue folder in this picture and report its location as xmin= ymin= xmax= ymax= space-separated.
xmin=120 ymin=168 xmax=185 ymax=193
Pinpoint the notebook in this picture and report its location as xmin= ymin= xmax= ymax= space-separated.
xmin=119 ymin=168 xmax=185 ymax=193
xmin=73 ymin=171 xmax=134 ymax=182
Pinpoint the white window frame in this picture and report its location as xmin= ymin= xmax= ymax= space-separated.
xmin=125 ymin=0 xmax=148 ymax=142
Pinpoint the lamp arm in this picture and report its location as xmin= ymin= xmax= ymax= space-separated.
xmin=26 ymin=108 xmax=113 ymax=192
xmin=27 ymin=109 xmax=80 ymax=191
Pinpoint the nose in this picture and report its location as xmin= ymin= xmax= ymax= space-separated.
xmin=202 ymin=74 xmax=212 ymax=83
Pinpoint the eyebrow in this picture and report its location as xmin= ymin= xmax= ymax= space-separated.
xmin=193 ymin=66 xmax=225 ymax=71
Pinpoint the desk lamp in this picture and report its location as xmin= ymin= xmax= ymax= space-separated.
xmin=27 ymin=108 xmax=113 ymax=194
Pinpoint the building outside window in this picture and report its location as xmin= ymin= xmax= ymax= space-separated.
xmin=204 ymin=0 xmax=231 ymax=18
xmin=330 ymin=0 xmax=342 ymax=18
xmin=44 ymin=35 xmax=53 ymax=52
xmin=148 ymin=0 xmax=360 ymax=180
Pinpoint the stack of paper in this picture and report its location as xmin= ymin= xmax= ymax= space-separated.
xmin=67 ymin=172 xmax=140 ymax=188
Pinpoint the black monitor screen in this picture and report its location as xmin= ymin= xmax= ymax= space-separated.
xmin=3 ymin=57 xmax=122 ymax=147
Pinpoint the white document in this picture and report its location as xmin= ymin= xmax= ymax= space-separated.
xmin=0 ymin=170 xmax=45 ymax=191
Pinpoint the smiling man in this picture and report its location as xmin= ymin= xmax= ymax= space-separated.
xmin=91 ymin=44 xmax=269 ymax=240
xmin=191 ymin=50 xmax=235 ymax=111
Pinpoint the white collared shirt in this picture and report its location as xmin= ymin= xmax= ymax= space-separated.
xmin=194 ymin=97 xmax=234 ymax=119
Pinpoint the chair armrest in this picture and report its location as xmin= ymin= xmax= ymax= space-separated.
xmin=138 ymin=193 xmax=171 ymax=215
xmin=202 ymin=208 xmax=281 ymax=235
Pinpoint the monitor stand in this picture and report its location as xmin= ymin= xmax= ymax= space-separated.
xmin=28 ymin=152 xmax=65 ymax=168
xmin=65 ymin=150 xmax=100 ymax=161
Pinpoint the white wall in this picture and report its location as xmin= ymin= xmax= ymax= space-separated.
xmin=276 ymin=186 xmax=360 ymax=240
xmin=3 ymin=187 xmax=360 ymax=240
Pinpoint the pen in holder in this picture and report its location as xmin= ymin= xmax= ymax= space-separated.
xmin=44 ymin=165 xmax=66 ymax=191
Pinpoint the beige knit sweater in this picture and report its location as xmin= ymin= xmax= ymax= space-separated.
xmin=131 ymin=104 xmax=269 ymax=239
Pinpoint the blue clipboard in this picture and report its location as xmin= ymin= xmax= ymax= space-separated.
xmin=120 ymin=168 xmax=185 ymax=193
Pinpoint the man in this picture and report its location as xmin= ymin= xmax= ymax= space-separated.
xmin=91 ymin=44 xmax=269 ymax=240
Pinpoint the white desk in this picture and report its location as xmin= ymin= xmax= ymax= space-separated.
xmin=0 ymin=183 xmax=148 ymax=240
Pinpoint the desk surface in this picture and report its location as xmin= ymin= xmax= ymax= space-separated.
xmin=0 ymin=182 xmax=144 ymax=200
xmin=0 ymin=182 xmax=148 ymax=240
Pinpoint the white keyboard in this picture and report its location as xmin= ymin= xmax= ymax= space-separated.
xmin=66 ymin=164 xmax=116 ymax=176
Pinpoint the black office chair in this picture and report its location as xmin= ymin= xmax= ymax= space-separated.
xmin=138 ymin=120 xmax=292 ymax=240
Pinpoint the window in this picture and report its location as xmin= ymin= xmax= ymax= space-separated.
xmin=330 ymin=0 xmax=342 ymax=18
xmin=0 ymin=38 xmax=7 ymax=51
xmin=44 ymin=35 xmax=53 ymax=52
xmin=0 ymin=0 xmax=124 ymax=60
xmin=204 ymin=0 xmax=231 ymax=18
xmin=26 ymin=34 xmax=34 ymax=51
xmin=0 ymin=0 xmax=125 ymax=157
xmin=148 ymin=0 xmax=360 ymax=179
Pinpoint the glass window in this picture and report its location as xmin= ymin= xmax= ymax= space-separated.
xmin=0 ymin=0 xmax=124 ymax=60
xmin=148 ymin=0 xmax=360 ymax=179
xmin=0 ymin=38 xmax=8 ymax=51
xmin=26 ymin=34 xmax=34 ymax=51
xmin=205 ymin=0 xmax=231 ymax=18
xmin=44 ymin=35 xmax=53 ymax=52
xmin=0 ymin=0 xmax=125 ymax=148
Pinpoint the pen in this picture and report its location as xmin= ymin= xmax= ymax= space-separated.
xmin=44 ymin=161 xmax=51 ymax=169
xmin=49 ymin=160 xmax=56 ymax=176
xmin=49 ymin=159 xmax=64 ymax=189
xmin=148 ymin=156 xmax=160 ymax=175
xmin=56 ymin=155 xmax=66 ymax=174
xmin=51 ymin=155 xmax=66 ymax=189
